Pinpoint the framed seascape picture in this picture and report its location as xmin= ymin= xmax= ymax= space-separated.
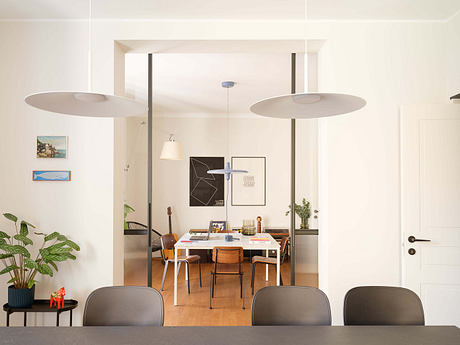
xmin=231 ymin=157 xmax=266 ymax=206
xmin=36 ymin=136 xmax=67 ymax=158
xmin=33 ymin=170 xmax=71 ymax=181
xmin=190 ymin=157 xmax=225 ymax=207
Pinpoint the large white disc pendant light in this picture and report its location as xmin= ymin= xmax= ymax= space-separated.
xmin=24 ymin=0 xmax=147 ymax=118
xmin=250 ymin=93 xmax=366 ymax=119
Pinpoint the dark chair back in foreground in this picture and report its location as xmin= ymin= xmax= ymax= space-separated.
xmin=83 ymin=286 xmax=164 ymax=326
xmin=252 ymin=286 xmax=331 ymax=326
xmin=343 ymin=286 xmax=425 ymax=325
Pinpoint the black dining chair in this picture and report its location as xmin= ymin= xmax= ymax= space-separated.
xmin=83 ymin=286 xmax=164 ymax=326
xmin=251 ymin=286 xmax=332 ymax=326
xmin=343 ymin=286 xmax=425 ymax=325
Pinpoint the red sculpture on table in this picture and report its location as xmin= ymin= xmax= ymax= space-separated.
xmin=50 ymin=287 xmax=66 ymax=309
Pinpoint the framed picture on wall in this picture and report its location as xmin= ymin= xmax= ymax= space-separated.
xmin=36 ymin=136 xmax=67 ymax=158
xmin=231 ymin=157 xmax=266 ymax=206
xmin=190 ymin=157 xmax=225 ymax=207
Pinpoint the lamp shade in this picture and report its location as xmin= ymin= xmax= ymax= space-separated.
xmin=160 ymin=140 xmax=184 ymax=160
xmin=250 ymin=93 xmax=366 ymax=119
xmin=25 ymin=91 xmax=148 ymax=118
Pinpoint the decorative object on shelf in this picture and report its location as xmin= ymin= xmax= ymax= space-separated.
xmin=160 ymin=134 xmax=184 ymax=160
xmin=242 ymin=219 xmax=256 ymax=236
xmin=32 ymin=170 xmax=71 ymax=182
xmin=0 ymin=213 xmax=80 ymax=308
xmin=50 ymin=287 xmax=66 ymax=309
xmin=209 ymin=221 xmax=227 ymax=233
xmin=257 ymin=216 xmax=262 ymax=233
xmin=190 ymin=157 xmax=225 ymax=207
xmin=36 ymin=136 xmax=67 ymax=158
xmin=123 ymin=203 xmax=135 ymax=230
xmin=285 ymin=198 xmax=315 ymax=230
xmin=207 ymin=82 xmax=248 ymax=227
xmin=231 ymin=157 xmax=266 ymax=206
xmin=24 ymin=0 xmax=146 ymax=118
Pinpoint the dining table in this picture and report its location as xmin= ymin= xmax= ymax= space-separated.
xmin=173 ymin=232 xmax=280 ymax=305
xmin=0 ymin=325 xmax=458 ymax=345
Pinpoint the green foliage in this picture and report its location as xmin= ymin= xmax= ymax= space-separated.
xmin=286 ymin=198 xmax=313 ymax=229
xmin=124 ymin=203 xmax=135 ymax=230
xmin=0 ymin=212 xmax=80 ymax=289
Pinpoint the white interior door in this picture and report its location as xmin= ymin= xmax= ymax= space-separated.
xmin=401 ymin=104 xmax=460 ymax=326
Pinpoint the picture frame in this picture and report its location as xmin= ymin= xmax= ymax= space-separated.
xmin=189 ymin=157 xmax=225 ymax=207
xmin=36 ymin=136 xmax=67 ymax=158
xmin=209 ymin=220 xmax=228 ymax=232
xmin=32 ymin=170 xmax=71 ymax=181
xmin=231 ymin=157 xmax=266 ymax=206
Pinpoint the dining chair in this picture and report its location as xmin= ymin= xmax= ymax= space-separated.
xmin=83 ymin=286 xmax=164 ymax=326
xmin=251 ymin=237 xmax=288 ymax=294
xmin=343 ymin=286 xmax=425 ymax=325
xmin=160 ymin=234 xmax=202 ymax=293
xmin=210 ymin=246 xmax=245 ymax=309
xmin=251 ymin=286 xmax=331 ymax=326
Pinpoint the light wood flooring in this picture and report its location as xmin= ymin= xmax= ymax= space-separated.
xmin=124 ymin=257 xmax=318 ymax=326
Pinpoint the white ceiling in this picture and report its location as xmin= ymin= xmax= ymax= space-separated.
xmin=125 ymin=53 xmax=304 ymax=115
xmin=1 ymin=0 xmax=459 ymax=21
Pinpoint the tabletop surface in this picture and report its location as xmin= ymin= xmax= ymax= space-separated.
xmin=0 ymin=326 xmax=458 ymax=345
xmin=175 ymin=232 xmax=280 ymax=250
xmin=3 ymin=299 xmax=78 ymax=312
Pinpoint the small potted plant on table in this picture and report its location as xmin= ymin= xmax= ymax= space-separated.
xmin=285 ymin=198 xmax=315 ymax=230
xmin=0 ymin=213 xmax=80 ymax=308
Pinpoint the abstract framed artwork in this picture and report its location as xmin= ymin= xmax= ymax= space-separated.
xmin=190 ymin=157 xmax=224 ymax=207
xmin=231 ymin=156 xmax=266 ymax=206
xmin=33 ymin=170 xmax=71 ymax=181
xmin=36 ymin=136 xmax=67 ymax=158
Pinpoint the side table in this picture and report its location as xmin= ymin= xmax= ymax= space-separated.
xmin=3 ymin=299 xmax=78 ymax=326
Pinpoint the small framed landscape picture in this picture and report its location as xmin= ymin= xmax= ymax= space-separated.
xmin=37 ymin=136 xmax=67 ymax=158
xmin=33 ymin=170 xmax=71 ymax=182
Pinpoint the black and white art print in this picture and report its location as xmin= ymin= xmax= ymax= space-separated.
xmin=190 ymin=157 xmax=224 ymax=207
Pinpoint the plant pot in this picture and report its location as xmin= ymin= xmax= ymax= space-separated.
xmin=8 ymin=285 xmax=35 ymax=308
xmin=300 ymin=218 xmax=310 ymax=230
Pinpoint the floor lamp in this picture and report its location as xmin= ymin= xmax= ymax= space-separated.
xmin=250 ymin=53 xmax=366 ymax=285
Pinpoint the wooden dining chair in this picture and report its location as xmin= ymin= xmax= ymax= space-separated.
xmin=251 ymin=237 xmax=288 ymax=294
xmin=209 ymin=246 xmax=245 ymax=309
xmin=160 ymin=234 xmax=202 ymax=294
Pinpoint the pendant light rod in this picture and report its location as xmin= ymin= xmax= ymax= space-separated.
xmin=290 ymin=53 xmax=296 ymax=286
xmin=88 ymin=0 xmax=93 ymax=91
xmin=147 ymin=53 xmax=153 ymax=287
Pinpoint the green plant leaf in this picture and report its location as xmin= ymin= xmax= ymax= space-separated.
xmin=6 ymin=245 xmax=31 ymax=258
xmin=44 ymin=242 xmax=67 ymax=251
xmin=0 ymin=238 xmax=6 ymax=245
xmin=49 ymin=247 xmax=73 ymax=255
xmin=48 ymin=261 xmax=58 ymax=271
xmin=0 ymin=231 xmax=10 ymax=239
xmin=23 ymin=221 xmax=36 ymax=229
xmin=7 ymin=277 xmax=17 ymax=284
xmin=24 ymin=258 xmax=39 ymax=269
xmin=13 ymin=234 xmax=33 ymax=246
xmin=44 ymin=232 xmax=59 ymax=242
xmin=0 ymin=253 xmax=13 ymax=260
xmin=3 ymin=213 xmax=17 ymax=223
xmin=65 ymin=240 xmax=80 ymax=251
xmin=43 ymin=254 xmax=67 ymax=262
xmin=61 ymin=252 xmax=76 ymax=260
xmin=57 ymin=234 xmax=67 ymax=241
xmin=0 ymin=265 xmax=19 ymax=275
xmin=38 ymin=263 xmax=53 ymax=277
xmin=20 ymin=221 xmax=29 ymax=236
xmin=27 ymin=280 xmax=36 ymax=289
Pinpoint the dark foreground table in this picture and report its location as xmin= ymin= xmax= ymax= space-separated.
xmin=0 ymin=326 xmax=459 ymax=345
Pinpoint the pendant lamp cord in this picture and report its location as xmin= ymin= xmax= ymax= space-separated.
xmin=88 ymin=0 xmax=93 ymax=91
xmin=226 ymin=85 xmax=230 ymax=230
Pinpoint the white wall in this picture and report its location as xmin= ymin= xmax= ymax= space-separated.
xmin=0 ymin=22 xmax=115 ymax=326
xmin=447 ymin=11 xmax=460 ymax=96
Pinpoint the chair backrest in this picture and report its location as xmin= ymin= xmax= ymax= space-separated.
xmin=343 ymin=286 xmax=424 ymax=325
xmin=83 ymin=286 xmax=164 ymax=326
xmin=212 ymin=246 xmax=244 ymax=264
xmin=280 ymin=237 xmax=288 ymax=263
xmin=252 ymin=286 xmax=332 ymax=326
xmin=161 ymin=233 xmax=176 ymax=251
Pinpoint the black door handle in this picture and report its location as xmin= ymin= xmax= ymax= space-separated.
xmin=408 ymin=236 xmax=431 ymax=243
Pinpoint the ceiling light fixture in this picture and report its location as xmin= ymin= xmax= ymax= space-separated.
xmin=24 ymin=0 xmax=147 ymax=117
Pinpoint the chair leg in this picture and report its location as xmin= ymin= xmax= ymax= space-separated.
xmin=160 ymin=260 xmax=169 ymax=291
xmin=209 ymin=273 xmax=213 ymax=309
xmin=198 ymin=260 xmax=202 ymax=287
xmin=280 ymin=272 xmax=283 ymax=286
xmin=186 ymin=262 xmax=190 ymax=294
xmin=251 ymin=263 xmax=256 ymax=295
xmin=212 ymin=273 xmax=215 ymax=298
xmin=176 ymin=262 xmax=182 ymax=277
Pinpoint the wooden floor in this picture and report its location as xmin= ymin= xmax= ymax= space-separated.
xmin=125 ymin=257 xmax=318 ymax=326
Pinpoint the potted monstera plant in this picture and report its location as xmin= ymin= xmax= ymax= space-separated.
xmin=0 ymin=213 xmax=80 ymax=308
